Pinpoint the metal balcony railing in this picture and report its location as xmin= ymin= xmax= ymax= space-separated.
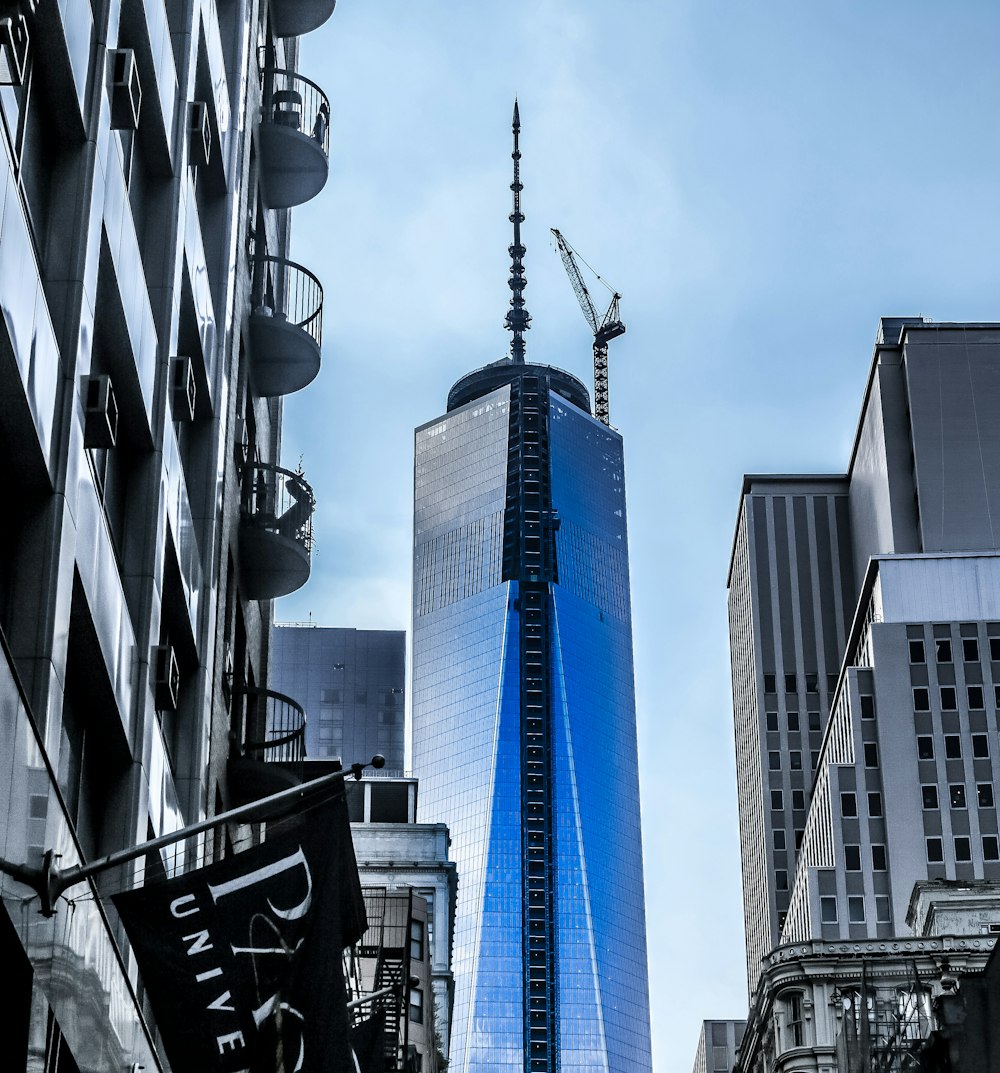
xmin=261 ymin=62 xmax=330 ymax=158
xmin=252 ymin=256 xmax=323 ymax=349
xmin=234 ymin=686 xmax=307 ymax=764
xmin=241 ymin=461 xmax=315 ymax=552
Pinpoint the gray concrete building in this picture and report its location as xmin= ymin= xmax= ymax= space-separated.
xmin=692 ymin=1019 xmax=746 ymax=1073
xmin=270 ymin=624 xmax=406 ymax=767
xmin=728 ymin=319 xmax=1000 ymax=998
xmin=0 ymin=0 xmax=335 ymax=1065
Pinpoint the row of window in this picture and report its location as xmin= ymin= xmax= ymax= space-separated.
xmin=927 ymin=835 xmax=1000 ymax=862
xmin=914 ymin=684 xmax=1000 ymax=711
xmin=763 ymin=673 xmax=837 ymax=695
xmin=922 ymin=783 xmax=995 ymax=809
xmin=776 ymin=844 xmax=886 ymax=889
xmin=820 ymin=895 xmax=891 ymax=925
xmin=769 ymin=742 xmax=878 ymax=771
xmin=910 ymin=637 xmax=1000 ymax=665
xmin=765 ymin=710 xmax=824 ymax=732
xmin=916 ymin=734 xmax=991 ymax=760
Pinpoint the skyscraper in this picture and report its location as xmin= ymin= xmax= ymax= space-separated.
xmin=410 ymin=105 xmax=652 ymax=1073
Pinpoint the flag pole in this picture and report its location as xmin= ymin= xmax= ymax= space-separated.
xmin=0 ymin=754 xmax=386 ymax=916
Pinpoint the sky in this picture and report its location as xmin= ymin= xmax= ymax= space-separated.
xmin=274 ymin=3 xmax=1000 ymax=1067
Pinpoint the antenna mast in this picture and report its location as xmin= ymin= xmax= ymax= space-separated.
xmin=504 ymin=101 xmax=530 ymax=362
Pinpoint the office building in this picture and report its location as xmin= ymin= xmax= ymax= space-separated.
xmin=271 ymin=624 xmax=406 ymax=767
xmin=410 ymin=106 xmax=652 ymax=1073
xmin=727 ymin=319 xmax=1000 ymax=1068
xmin=692 ymin=1020 xmax=746 ymax=1073
xmin=0 ymin=0 xmax=334 ymax=1066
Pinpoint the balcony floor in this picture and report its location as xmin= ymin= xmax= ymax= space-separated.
xmin=259 ymin=122 xmax=330 ymax=210
xmin=240 ymin=524 xmax=310 ymax=599
xmin=248 ymin=311 xmax=321 ymax=397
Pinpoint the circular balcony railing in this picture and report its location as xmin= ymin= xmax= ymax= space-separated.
xmin=261 ymin=64 xmax=331 ymax=158
xmin=235 ymin=686 xmax=307 ymax=764
xmin=241 ymin=461 xmax=315 ymax=551
xmin=252 ymin=256 xmax=323 ymax=349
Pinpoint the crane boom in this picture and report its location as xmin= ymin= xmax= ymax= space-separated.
xmin=550 ymin=229 xmax=625 ymax=426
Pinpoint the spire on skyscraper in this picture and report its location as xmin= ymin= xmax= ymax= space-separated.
xmin=504 ymin=99 xmax=530 ymax=362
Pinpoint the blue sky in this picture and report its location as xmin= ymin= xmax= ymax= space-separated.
xmin=275 ymin=2 xmax=1000 ymax=1065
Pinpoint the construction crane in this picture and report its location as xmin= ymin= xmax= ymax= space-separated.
xmin=551 ymin=228 xmax=625 ymax=426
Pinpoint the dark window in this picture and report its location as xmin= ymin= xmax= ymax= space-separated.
xmin=913 ymin=688 xmax=930 ymax=712
xmin=864 ymin=743 xmax=879 ymax=768
xmin=821 ymin=897 xmax=838 ymax=923
xmin=769 ymin=751 xmax=781 ymax=770
xmin=766 ymin=711 xmax=778 ymax=731
xmin=771 ymin=790 xmax=783 ymax=810
xmin=320 ymin=688 xmax=342 ymax=703
xmin=969 ymin=686 xmax=985 ymax=710
xmin=868 ymin=791 xmax=883 ymax=817
xmin=410 ymin=920 xmax=424 ymax=961
xmin=926 ymin=837 xmax=943 ymax=862
xmin=876 ymin=896 xmax=891 ymax=923
xmin=922 ymin=785 xmax=939 ymax=810
xmin=973 ymin=734 xmax=990 ymax=758
xmin=805 ymin=673 xmax=819 ymax=693
xmin=872 ymin=845 xmax=887 ymax=871
xmin=792 ymin=790 xmax=805 ymax=810
xmin=996 ymin=684 xmax=1000 ymax=708
xmin=950 ymin=785 xmax=966 ymax=809
xmin=940 ymin=686 xmax=957 ymax=711
xmin=860 ymin=695 xmax=876 ymax=720
xmin=764 ymin=673 xmax=777 ymax=693
xmin=978 ymin=784 xmax=995 ymax=808
xmin=790 ymin=751 xmax=802 ymax=770
xmin=848 ymin=897 xmax=866 ymax=923
xmin=841 ymin=792 xmax=857 ymax=817
xmin=845 ymin=845 xmax=861 ymax=870
xmin=945 ymin=735 xmax=962 ymax=759
xmin=909 ymin=639 xmax=926 ymax=664
xmin=408 ymin=986 xmax=424 ymax=1024
xmin=811 ymin=750 xmax=820 ymax=769
xmin=936 ymin=638 xmax=952 ymax=663
xmin=917 ymin=736 xmax=935 ymax=760
xmin=809 ymin=711 xmax=821 ymax=732
xmin=828 ymin=673 xmax=839 ymax=692
xmin=984 ymin=836 xmax=1000 ymax=862
xmin=776 ymin=869 xmax=788 ymax=890
xmin=955 ymin=837 xmax=972 ymax=862
xmin=964 ymin=638 xmax=980 ymax=663
xmin=785 ymin=673 xmax=797 ymax=693
xmin=787 ymin=711 xmax=799 ymax=731
xmin=991 ymin=638 xmax=1000 ymax=662
xmin=773 ymin=829 xmax=786 ymax=850
xmin=794 ymin=829 xmax=804 ymax=850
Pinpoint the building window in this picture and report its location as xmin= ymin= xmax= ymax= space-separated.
xmin=787 ymin=711 xmax=799 ymax=731
xmin=872 ymin=845 xmax=887 ymax=871
xmin=713 ymin=1045 xmax=730 ymax=1071
xmin=785 ymin=673 xmax=797 ymax=693
xmin=996 ymin=684 xmax=1000 ymax=709
xmin=776 ymin=869 xmax=788 ymax=890
xmin=408 ymin=986 xmax=424 ymax=1024
xmin=764 ymin=673 xmax=777 ymax=693
xmin=790 ymin=751 xmax=802 ymax=770
xmin=991 ymin=638 xmax=1000 ymax=662
xmin=805 ymin=673 xmax=819 ymax=693
xmin=922 ymin=785 xmax=939 ymax=809
xmin=410 ymin=920 xmax=425 ymax=962
xmin=913 ymin=688 xmax=930 ymax=712
xmin=811 ymin=750 xmax=820 ymax=770
xmin=821 ymin=897 xmax=838 ymax=923
xmin=917 ymin=736 xmax=935 ymax=760
xmin=945 ymin=735 xmax=962 ymax=759
xmin=828 ymin=673 xmax=839 ymax=693
xmin=848 ymin=897 xmax=866 ymax=923
xmin=909 ymin=639 xmax=926 ymax=664
xmin=868 ymin=791 xmax=883 ymax=817
xmin=950 ymin=784 xmax=967 ymax=809
xmin=771 ymin=790 xmax=783 ymax=810
xmin=794 ymin=829 xmax=804 ymax=850
xmin=841 ymin=792 xmax=857 ymax=817
xmin=864 ymin=743 xmax=879 ymax=768
xmin=973 ymin=734 xmax=990 ymax=758
xmin=955 ymin=837 xmax=972 ymax=862
xmin=845 ymin=845 xmax=862 ymax=870
xmin=860 ymin=694 xmax=876 ymax=720
xmin=785 ymin=991 xmax=805 ymax=1047
xmin=940 ymin=686 xmax=957 ymax=711
xmin=936 ymin=638 xmax=952 ymax=663
xmin=876 ymin=896 xmax=891 ymax=923
xmin=792 ymin=790 xmax=805 ymax=810
xmin=769 ymin=751 xmax=782 ymax=770
xmin=320 ymin=688 xmax=343 ymax=703
xmin=984 ymin=836 xmax=1000 ymax=862
xmin=963 ymin=638 xmax=980 ymax=663
xmin=969 ymin=685 xmax=985 ymax=710
xmin=766 ymin=711 xmax=779 ymax=731
xmin=926 ymin=837 xmax=944 ymax=863
xmin=774 ymin=829 xmax=786 ymax=850
xmin=809 ymin=711 xmax=821 ymax=732
xmin=978 ymin=783 xmax=995 ymax=808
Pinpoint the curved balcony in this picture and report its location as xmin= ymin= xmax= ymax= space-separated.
xmin=249 ymin=256 xmax=323 ymax=397
xmin=239 ymin=462 xmax=315 ymax=600
xmin=270 ymin=0 xmax=335 ymax=39
xmin=228 ymin=687 xmax=307 ymax=806
xmin=258 ymin=66 xmax=330 ymax=210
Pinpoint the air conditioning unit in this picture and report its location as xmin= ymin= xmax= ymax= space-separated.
xmin=0 ymin=14 xmax=28 ymax=86
xmin=171 ymin=355 xmax=197 ymax=421
xmin=109 ymin=48 xmax=141 ymax=129
xmin=188 ymin=101 xmax=211 ymax=167
xmin=153 ymin=644 xmax=180 ymax=710
xmin=81 ymin=374 xmax=118 ymax=448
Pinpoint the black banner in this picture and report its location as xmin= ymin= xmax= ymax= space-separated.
xmin=113 ymin=793 xmax=366 ymax=1073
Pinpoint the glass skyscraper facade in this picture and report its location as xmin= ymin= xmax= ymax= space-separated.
xmin=411 ymin=361 xmax=652 ymax=1073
